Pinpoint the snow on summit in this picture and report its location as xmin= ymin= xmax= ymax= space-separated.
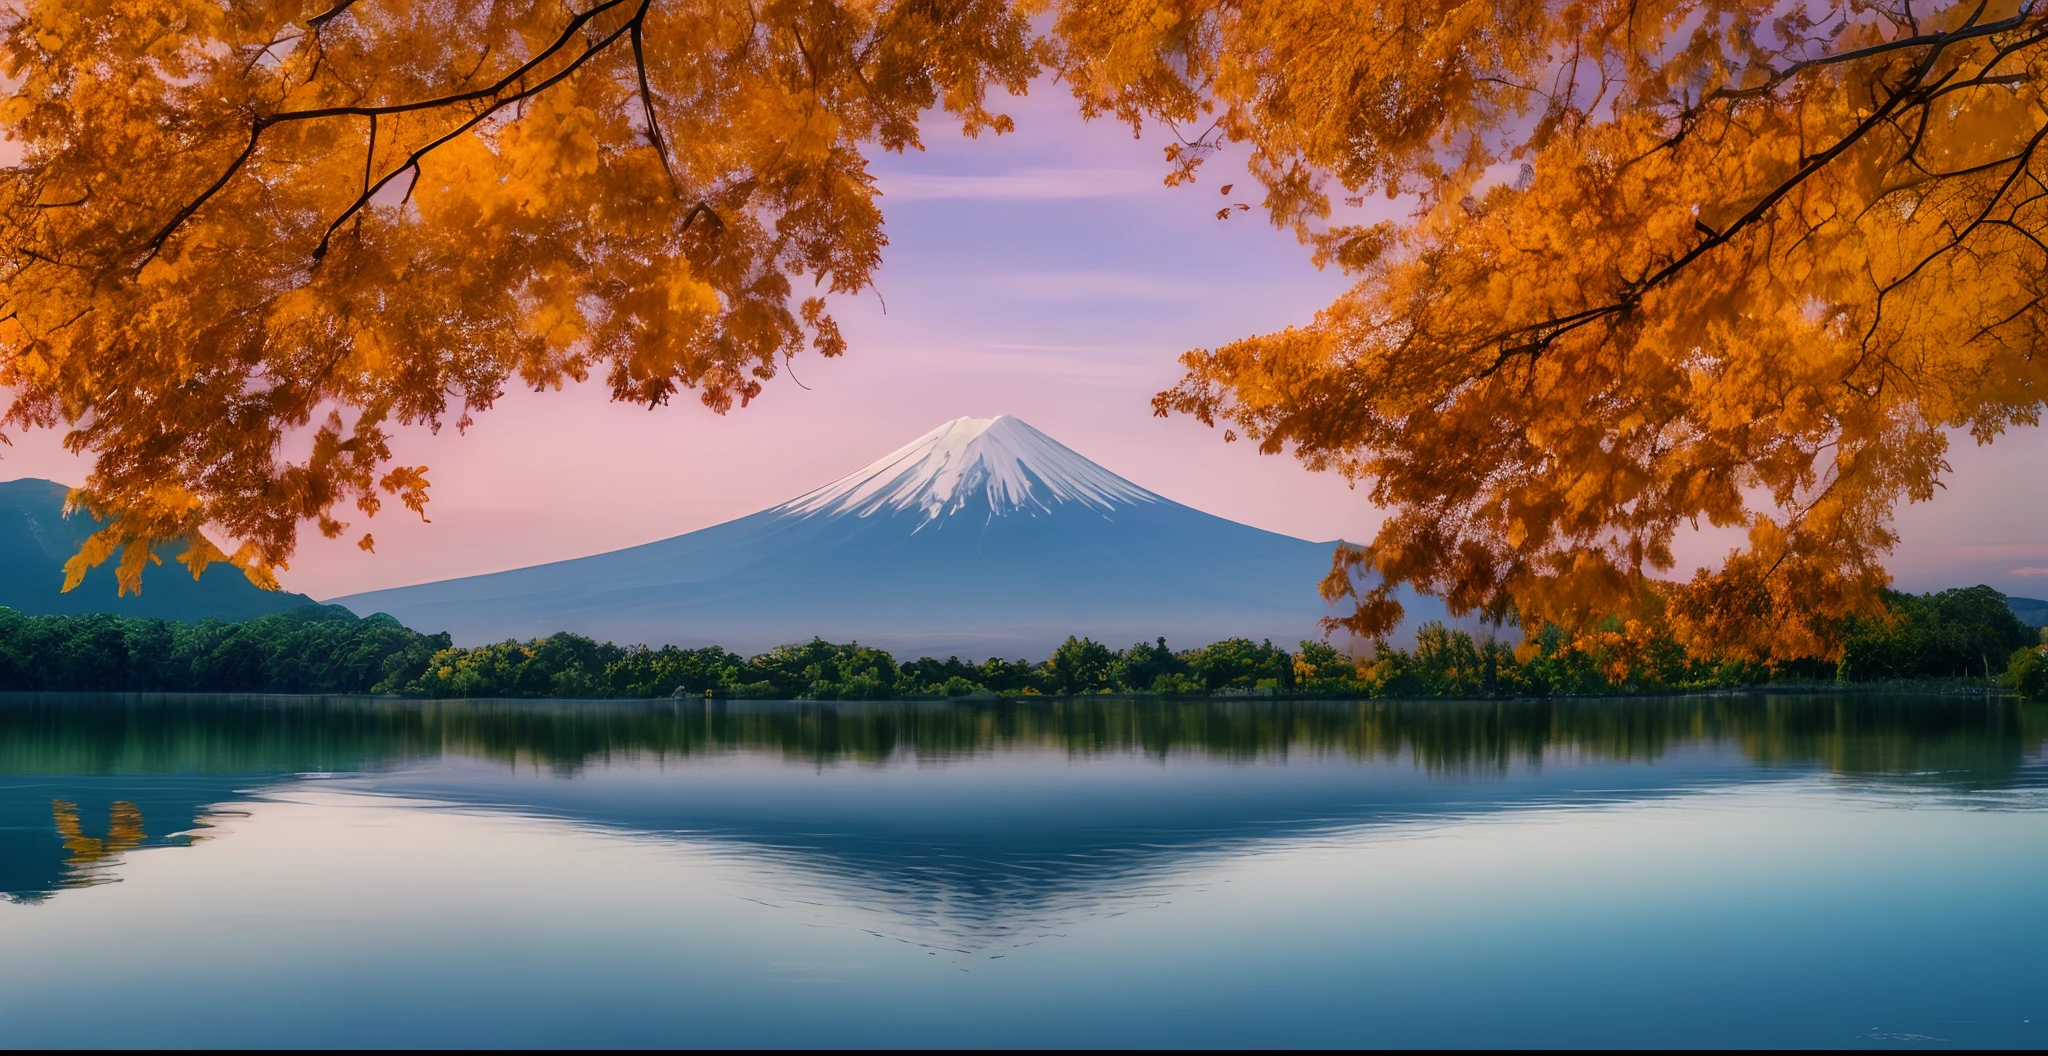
xmin=778 ymin=415 xmax=1160 ymax=522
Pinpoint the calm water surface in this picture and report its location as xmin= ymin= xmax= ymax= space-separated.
xmin=1 ymin=693 xmax=2043 ymax=1049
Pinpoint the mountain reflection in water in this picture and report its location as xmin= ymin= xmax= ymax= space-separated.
xmin=3 ymin=692 xmax=2042 ymax=919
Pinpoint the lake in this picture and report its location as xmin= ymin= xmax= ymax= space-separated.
xmin=1 ymin=692 xmax=2043 ymax=1048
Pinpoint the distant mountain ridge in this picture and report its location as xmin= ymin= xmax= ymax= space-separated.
xmin=335 ymin=416 xmax=1443 ymax=657
xmin=0 ymin=478 xmax=317 ymax=621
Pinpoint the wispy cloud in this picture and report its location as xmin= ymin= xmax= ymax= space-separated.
xmin=966 ymin=270 xmax=1195 ymax=301
xmin=977 ymin=341 xmax=1144 ymax=354
xmin=893 ymin=342 xmax=1167 ymax=385
xmin=874 ymin=167 xmax=1158 ymax=200
xmin=2012 ymin=567 xmax=2048 ymax=577
xmin=961 ymin=347 xmax=1156 ymax=384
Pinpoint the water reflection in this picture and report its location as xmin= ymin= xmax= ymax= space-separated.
xmin=4 ymin=691 xmax=2041 ymax=774
xmin=2 ymin=692 xmax=2043 ymax=911
xmin=0 ymin=778 xmax=253 ymax=903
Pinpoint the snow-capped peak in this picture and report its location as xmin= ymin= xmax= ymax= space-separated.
xmin=777 ymin=416 xmax=1160 ymax=523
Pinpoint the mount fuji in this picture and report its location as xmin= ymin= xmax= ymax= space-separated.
xmin=331 ymin=416 xmax=1446 ymax=657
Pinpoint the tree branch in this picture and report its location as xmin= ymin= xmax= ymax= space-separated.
xmin=629 ymin=1 xmax=683 ymax=196
xmin=306 ymin=0 xmax=362 ymax=30
xmin=682 ymin=201 xmax=725 ymax=232
xmin=313 ymin=13 xmax=642 ymax=259
xmin=1702 ymin=1 xmax=2028 ymax=108
xmin=1476 ymin=18 xmax=1999 ymax=378
xmin=144 ymin=0 xmax=637 ymax=263
xmin=361 ymin=112 xmax=377 ymax=199
xmin=138 ymin=120 xmax=262 ymax=269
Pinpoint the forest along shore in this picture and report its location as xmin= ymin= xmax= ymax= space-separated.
xmin=2 ymin=587 xmax=2043 ymax=702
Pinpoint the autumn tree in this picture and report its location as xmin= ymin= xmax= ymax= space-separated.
xmin=6 ymin=0 xmax=2045 ymax=663
xmin=1101 ymin=0 xmax=2048 ymax=659
xmin=0 ymin=0 xmax=1037 ymax=590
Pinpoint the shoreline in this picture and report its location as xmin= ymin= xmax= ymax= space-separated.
xmin=0 ymin=680 xmax=2026 ymax=708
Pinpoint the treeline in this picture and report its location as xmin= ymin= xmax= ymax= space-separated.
xmin=0 ymin=606 xmax=447 ymax=695
xmin=1 ymin=586 xmax=2042 ymax=701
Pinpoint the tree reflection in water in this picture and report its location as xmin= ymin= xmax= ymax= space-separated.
xmin=52 ymin=799 xmax=144 ymax=876
xmin=2 ymin=692 xmax=2043 ymax=908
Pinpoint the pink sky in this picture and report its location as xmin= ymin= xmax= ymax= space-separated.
xmin=4 ymin=89 xmax=2045 ymax=601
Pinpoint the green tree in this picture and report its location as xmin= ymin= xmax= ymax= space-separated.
xmin=1107 ymin=637 xmax=1184 ymax=693
xmin=1841 ymin=587 xmax=2037 ymax=681
xmin=1043 ymin=636 xmax=1115 ymax=695
xmin=1183 ymin=638 xmax=1291 ymax=693
xmin=2006 ymin=646 xmax=2048 ymax=702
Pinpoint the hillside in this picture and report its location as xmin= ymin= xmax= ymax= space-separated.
xmin=0 ymin=478 xmax=317 ymax=622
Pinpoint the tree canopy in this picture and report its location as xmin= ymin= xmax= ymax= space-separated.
xmin=1135 ymin=0 xmax=2048 ymax=658
xmin=1 ymin=0 xmax=1035 ymax=589
xmin=4 ymin=0 xmax=2044 ymax=660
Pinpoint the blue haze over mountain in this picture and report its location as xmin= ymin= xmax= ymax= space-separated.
xmin=0 ymin=479 xmax=315 ymax=622
xmin=333 ymin=416 xmax=1443 ymax=657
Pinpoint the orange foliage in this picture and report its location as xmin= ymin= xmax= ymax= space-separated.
xmin=0 ymin=0 xmax=1038 ymax=589
xmin=1109 ymin=0 xmax=2048 ymax=659
xmin=4 ymin=1 xmax=2043 ymax=661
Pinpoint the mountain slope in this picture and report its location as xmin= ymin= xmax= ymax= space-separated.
xmin=0 ymin=478 xmax=317 ymax=621
xmin=333 ymin=416 xmax=1446 ymax=657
